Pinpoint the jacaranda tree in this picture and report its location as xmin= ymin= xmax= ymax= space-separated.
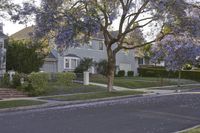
xmin=12 ymin=0 xmax=200 ymax=91
xmin=151 ymin=34 xmax=200 ymax=86
xmin=0 ymin=0 xmax=20 ymax=19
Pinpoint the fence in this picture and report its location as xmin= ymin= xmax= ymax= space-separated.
xmin=48 ymin=72 xmax=90 ymax=85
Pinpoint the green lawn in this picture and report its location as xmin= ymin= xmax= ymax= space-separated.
xmin=0 ymin=100 xmax=46 ymax=109
xmin=42 ymin=91 xmax=143 ymax=101
xmin=90 ymin=75 xmax=199 ymax=89
xmin=43 ymin=82 xmax=106 ymax=96
xmin=183 ymin=127 xmax=200 ymax=133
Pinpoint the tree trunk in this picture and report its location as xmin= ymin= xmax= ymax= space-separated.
xmin=107 ymin=48 xmax=116 ymax=92
xmin=178 ymin=70 xmax=181 ymax=87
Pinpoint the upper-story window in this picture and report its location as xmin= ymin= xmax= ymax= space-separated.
xmin=0 ymin=26 xmax=2 ymax=31
xmin=98 ymin=42 xmax=104 ymax=50
xmin=0 ymin=42 xmax=3 ymax=49
xmin=87 ymin=41 xmax=93 ymax=49
xmin=138 ymin=58 xmax=144 ymax=65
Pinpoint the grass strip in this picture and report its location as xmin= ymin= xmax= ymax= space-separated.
xmin=182 ymin=127 xmax=200 ymax=133
xmin=42 ymin=91 xmax=144 ymax=101
xmin=0 ymin=100 xmax=46 ymax=109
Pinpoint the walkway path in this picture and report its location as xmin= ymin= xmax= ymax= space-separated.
xmin=90 ymin=82 xmax=200 ymax=94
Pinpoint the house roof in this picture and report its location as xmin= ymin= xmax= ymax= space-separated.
xmin=47 ymin=52 xmax=57 ymax=59
xmin=65 ymin=54 xmax=80 ymax=58
xmin=10 ymin=26 xmax=119 ymax=41
xmin=0 ymin=32 xmax=7 ymax=39
xmin=10 ymin=26 xmax=34 ymax=40
xmin=46 ymin=49 xmax=58 ymax=59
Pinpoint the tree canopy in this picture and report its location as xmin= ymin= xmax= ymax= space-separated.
xmin=151 ymin=35 xmax=200 ymax=71
xmin=6 ymin=40 xmax=46 ymax=74
xmin=11 ymin=0 xmax=200 ymax=91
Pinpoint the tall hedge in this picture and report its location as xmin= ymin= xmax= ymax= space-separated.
xmin=138 ymin=67 xmax=200 ymax=81
xmin=6 ymin=40 xmax=46 ymax=74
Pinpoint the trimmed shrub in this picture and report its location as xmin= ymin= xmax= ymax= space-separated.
xmin=96 ymin=60 xmax=108 ymax=76
xmin=56 ymin=72 xmax=76 ymax=85
xmin=127 ymin=71 xmax=134 ymax=77
xmin=74 ymin=58 xmax=93 ymax=73
xmin=27 ymin=72 xmax=49 ymax=96
xmin=138 ymin=67 xmax=200 ymax=81
xmin=1 ymin=73 xmax=10 ymax=87
xmin=118 ymin=70 xmax=125 ymax=77
xmin=183 ymin=64 xmax=192 ymax=70
xmin=12 ymin=73 xmax=21 ymax=88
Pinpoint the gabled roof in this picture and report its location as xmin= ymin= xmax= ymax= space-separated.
xmin=65 ymin=54 xmax=80 ymax=58
xmin=10 ymin=26 xmax=34 ymax=40
xmin=0 ymin=32 xmax=7 ymax=39
xmin=47 ymin=52 xmax=57 ymax=59
xmin=46 ymin=49 xmax=58 ymax=59
xmin=10 ymin=26 xmax=119 ymax=41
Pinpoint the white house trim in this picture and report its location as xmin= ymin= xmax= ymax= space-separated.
xmin=64 ymin=57 xmax=80 ymax=70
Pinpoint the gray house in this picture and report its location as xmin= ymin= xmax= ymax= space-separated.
xmin=11 ymin=27 xmax=145 ymax=75
xmin=41 ymin=38 xmax=140 ymax=75
xmin=0 ymin=23 xmax=7 ymax=77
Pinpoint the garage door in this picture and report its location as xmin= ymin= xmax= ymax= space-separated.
xmin=119 ymin=63 xmax=131 ymax=72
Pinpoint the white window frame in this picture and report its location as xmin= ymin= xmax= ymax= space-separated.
xmin=98 ymin=41 xmax=104 ymax=50
xmin=64 ymin=57 xmax=80 ymax=69
xmin=0 ymin=41 xmax=3 ymax=49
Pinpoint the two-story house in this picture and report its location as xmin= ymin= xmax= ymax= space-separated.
xmin=11 ymin=26 xmax=144 ymax=75
xmin=0 ymin=23 xmax=7 ymax=77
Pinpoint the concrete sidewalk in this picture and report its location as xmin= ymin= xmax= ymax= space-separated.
xmin=90 ymin=82 xmax=200 ymax=94
xmin=0 ymin=82 xmax=199 ymax=113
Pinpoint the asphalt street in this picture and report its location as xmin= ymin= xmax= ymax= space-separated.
xmin=0 ymin=93 xmax=200 ymax=133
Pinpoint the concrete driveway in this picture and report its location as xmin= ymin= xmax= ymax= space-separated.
xmin=0 ymin=93 xmax=200 ymax=133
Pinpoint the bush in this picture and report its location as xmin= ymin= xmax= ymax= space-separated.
xmin=1 ymin=73 xmax=10 ymax=87
xmin=127 ymin=71 xmax=134 ymax=77
xmin=56 ymin=72 xmax=76 ymax=85
xmin=183 ymin=64 xmax=192 ymax=70
xmin=118 ymin=70 xmax=125 ymax=77
xmin=138 ymin=67 xmax=200 ymax=81
xmin=27 ymin=72 xmax=49 ymax=96
xmin=96 ymin=60 xmax=108 ymax=76
xmin=74 ymin=58 xmax=93 ymax=73
xmin=12 ymin=73 xmax=21 ymax=88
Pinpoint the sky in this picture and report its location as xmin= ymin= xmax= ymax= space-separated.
xmin=2 ymin=0 xmax=139 ymax=36
xmin=2 ymin=0 xmax=40 ymax=36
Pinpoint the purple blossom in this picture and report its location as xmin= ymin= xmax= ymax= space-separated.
xmin=151 ymin=35 xmax=200 ymax=71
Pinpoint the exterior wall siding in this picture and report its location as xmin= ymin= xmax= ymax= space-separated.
xmin=57 ymin=39 xmax=138 ymax=74
xmin=42 ymin=38 xmax=138 ymax=74
xmin=0 ymin=25 xmax=6 ymax=77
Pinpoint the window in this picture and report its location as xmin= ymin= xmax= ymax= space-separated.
xmin=87 ymin=41 xmax=93 ymax=49
xmin=71 ymin=59 xmax=77 ymax=69
xmin=64 ymin=57 xmax=80 ymax=69
xmin=0 ymin=42 xmax=3 ymax=49
xmin=65 ymin=58 xmax=70 ymax=68
xmin=138 ymin=58 xmax=144 ymax=65
xmin=98 ymin=42 xmax=103 ymax=50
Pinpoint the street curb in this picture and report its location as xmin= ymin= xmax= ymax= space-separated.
xmin=0 ymin=91 xmax=198 ymax=114
xmin=0 ymin=93 xmax=148 ymax=113
xmin=175 ymin=125 xmax=200 ymax=133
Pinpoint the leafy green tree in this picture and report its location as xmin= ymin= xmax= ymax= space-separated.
xmin=6 ymin=40 xmax=46 ymax=74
